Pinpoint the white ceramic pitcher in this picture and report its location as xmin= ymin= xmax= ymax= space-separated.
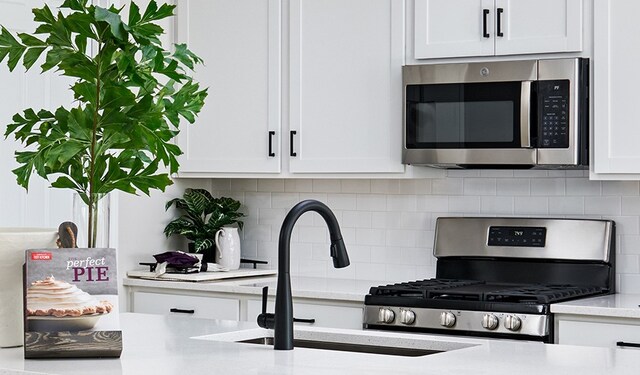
xmin=0 ymin=228 xmax=58 ymax=348
xmin=214 ymin=227 xmax=241 ymax=270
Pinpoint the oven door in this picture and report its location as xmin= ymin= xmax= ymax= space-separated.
xmin=402 ymin=62 xmax=537 ymax=167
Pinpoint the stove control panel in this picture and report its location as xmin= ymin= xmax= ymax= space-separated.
xmin=488 ymin=226 xmax=546 ymax=247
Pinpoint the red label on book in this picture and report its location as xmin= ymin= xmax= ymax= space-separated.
xmin=31 ymin=252 xmax=52 ymax=261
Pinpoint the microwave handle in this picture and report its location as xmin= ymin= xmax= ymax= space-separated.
xmin=520 ymin=81 xmax=532 ymax=148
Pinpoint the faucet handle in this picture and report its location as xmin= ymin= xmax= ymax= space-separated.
xmin=257 ymin=286 xmax=275 ymax=329
xmin=261 ymin=286 xmax=268 ymax=314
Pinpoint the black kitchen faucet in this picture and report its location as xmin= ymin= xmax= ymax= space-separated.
xmin=257 ymin=200 xmax=350 ymax=350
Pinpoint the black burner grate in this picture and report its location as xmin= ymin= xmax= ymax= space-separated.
xmin=485 ymin=284 xmax=604 ymax=304
xmin=368 ymin=279 xmax=604 ymax=305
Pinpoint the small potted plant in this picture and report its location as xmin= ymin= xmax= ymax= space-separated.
xmin=164 ymin=188 xmax=245 ymax=263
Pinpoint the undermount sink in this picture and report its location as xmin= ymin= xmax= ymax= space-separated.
xmin=239 ymin=336 xmax=440 ymax=357
xmin=193 ymin=327 xmax=478 ymax=358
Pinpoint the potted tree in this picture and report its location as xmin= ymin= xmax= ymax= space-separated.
xmin=0 ymin=0 xmax=207 ymax=247
xmin=164 ymin=188 xmax=245 ymax=263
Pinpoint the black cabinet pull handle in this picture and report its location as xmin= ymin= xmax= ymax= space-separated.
xmin=617 ymin=341 xmax=640 ymax=348
xmin=170 ymin=308 xmax=195 ymax=314
xmin=268 ymin=131 xmax=275 ymax=157
xmin=482 ymin=9 xmax=490 ymax=38
xmin=290 ymin=130 xmax=297 ymax=157
xmin=293 ymin=317 xmax=316 ymax=324
xmin=497 ymin=8 xmax=504 ymax=37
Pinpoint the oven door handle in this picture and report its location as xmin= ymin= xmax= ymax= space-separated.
xmin=520 ymin=81 xmax=532 ymax=148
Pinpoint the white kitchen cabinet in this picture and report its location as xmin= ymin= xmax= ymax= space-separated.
xmin=132 ymin=292 xmax=240 ymax=320
xmin=414 ymin=0 xmax=583 ymax=59
xmin=591 ymin=0 xmax=640 ymax=179
xmin=555 ymin=315 xmax=640 ymax=350
xmin=175 ymin=0 xmax=282 ymax=174
xmin=288 ymin=0 xmax=405 ymax=174
xmin=246 ymin=299 xmax=364 ymax=330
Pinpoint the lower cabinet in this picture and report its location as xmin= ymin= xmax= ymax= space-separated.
xmin=128 ymin=289 xmax=364 ymax=330
xmin=132 ymin=292 xmax=240 ymax=321
xmin=555 ymin=315 xmax=640 ymax=349
xmin=246 ymin=299 xmax=364 ymax=330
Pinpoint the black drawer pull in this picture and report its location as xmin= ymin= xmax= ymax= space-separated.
xmin=293 ymin=317 xmax=316 ymax=324
xmin=170 ymin=308 xmax=195 ymax=314
xmin=497 ymin=8 xmax=504 ymax=37
xmin=290 ymin=130 xmax=297 ymax=157
xmin=482 ymin=9 xmax=490 ymax=38
xmin=268 ymin=131 xmax=275 ymax=157
xmin=616 ymin=341 xmax=640 ymax=348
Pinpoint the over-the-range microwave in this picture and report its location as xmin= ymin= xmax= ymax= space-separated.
xmin=402 ymin=58 xmax=588 ymax=169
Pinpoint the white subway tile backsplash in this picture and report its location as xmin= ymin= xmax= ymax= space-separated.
xmin=566 ymin=178 xmax=601 ymax=196
xmin=531 ymin=178 xmax=565 ymax=196
xmin=464 ymin=179 xmax=497 ymax=196
xmin=548 ymin=196 xmax=584 ymax=215
xmin=371 ymin=180 xmax=400 ymax=194
xmin=356 ymin=194 xmax=387 ymax=211
xmin=603 ymin=181 xmax=640 ymax=196
xmin=448 ymin=196 xmax=481 ymax=213
xmin=514 ymin=197 xmax=549 ymax=215
xmin=584 ymin=196 xmax=621 ymax=215
xmin=285 ymin=179 xmax=313 ymax=193
xmin=481 ymin=196 xmax=514 ymax=214
xmin=432 ymin=178 xmax=463 ymax=195
xmin=258 ymin=179 xmax=285 ymax=192
xmin=227 ymin=176 xmax=640 ymax=291
xmin=341 ymin=179 xmax=371 ymax=193
xmin=496 ymin=178 xmax=530 ymax=196
xmin=327 ymin=194 xmax=357 ymax=210
xmin=387 ymin=195 xmax=418 ymax=212
xmin=312 ymin=179 xmax=342 ymax=193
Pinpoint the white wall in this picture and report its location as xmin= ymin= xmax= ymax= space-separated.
xmin=208 ymin=171 xmax=640 ymax=293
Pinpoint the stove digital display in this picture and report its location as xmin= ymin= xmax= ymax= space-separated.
xmin=488 ymin=226 xmax=546 ymax=247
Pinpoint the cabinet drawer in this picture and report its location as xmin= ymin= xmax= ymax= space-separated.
xmin=557 ymin=319 xmax=640 ymax=349
xmin=247 ymin=300 xmax=363 ymax=330
xmin=132 ymin=292 xmax=239 ymax=321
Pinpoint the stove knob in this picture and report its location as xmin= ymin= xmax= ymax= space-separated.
xmin=439 ymin=311 xmax=456 ymax=328
xmin=481 ymin=314 xmax=499 ymax=330
xmin=504 ymin=315 xmax=522 ymax=331
xmin=378 ymin=307 xmax=395 ymax=324
xmin=399 ymin=309 xmax=416 ymax=325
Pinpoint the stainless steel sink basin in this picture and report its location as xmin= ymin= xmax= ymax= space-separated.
xmin=239 ymin=336 xmax=441 ymax=357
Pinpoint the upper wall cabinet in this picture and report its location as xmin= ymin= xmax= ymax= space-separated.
xmin=175 ymin=0 xmax=281 ymax=174
xmin=591 ymin=0 xmax=640 ymax=179
xmin=414 ymin=0 xmax=583 ymax=59
xmin=288 ymin=0 xmax=404 ymax=173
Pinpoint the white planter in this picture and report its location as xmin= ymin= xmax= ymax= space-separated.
xmin=0 ymin=228 xmax=57 ymax=348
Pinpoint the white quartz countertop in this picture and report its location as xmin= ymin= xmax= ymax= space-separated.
xmin=551 ymin=294 xmax=640 ymax=319
xmin=123 ymin=274 xmax=385 ymax=302
xmin=1 ymin=313 xmax=639 ymax=375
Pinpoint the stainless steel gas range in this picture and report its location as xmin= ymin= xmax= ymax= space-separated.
xmin=364 ymin=217 xmax=615 ymax=343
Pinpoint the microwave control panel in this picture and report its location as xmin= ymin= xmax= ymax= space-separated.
xmin=538 ymin=80 xmax=569 ymax=148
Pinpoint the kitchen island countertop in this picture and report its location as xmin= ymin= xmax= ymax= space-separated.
xmin=0 ymin=313 xmax=638 ymax=375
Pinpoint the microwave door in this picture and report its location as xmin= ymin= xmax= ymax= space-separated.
xmin=403 ymin=80 xmax=536 ymax=167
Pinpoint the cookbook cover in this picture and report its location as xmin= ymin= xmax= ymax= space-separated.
xmin=23 ymin=248 xmax=122 ymax=358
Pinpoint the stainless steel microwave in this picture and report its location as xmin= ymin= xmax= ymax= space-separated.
xmin=402 ymin=58 xmax=589 ymax=169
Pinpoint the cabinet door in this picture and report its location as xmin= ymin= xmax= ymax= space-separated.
xmin=133 ymin=292 xmax=240 ymax=320
xmin=494 ymin=0 xmax=582 ymax=56
xmin=592 ymin=0 xmax=640 ymax=176
xmin=288 ymin=0 xmax=404 ymax=173
xmin=557 ymin=319 xmax=640 ymax=349
xmin=175 ymin=0 xmax=281 ymax=174
xmin=414 ymin=0 xmax=495 ymax=59
xmin=247 ymin=299 xmax=364 ymax=330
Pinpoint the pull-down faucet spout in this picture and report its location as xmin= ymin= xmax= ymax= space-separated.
xmin=257 ymin=200 xmax=350 ymax=350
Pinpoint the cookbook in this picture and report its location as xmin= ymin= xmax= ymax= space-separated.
xmin=23 ymin=248 xmax=122 ymax=358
